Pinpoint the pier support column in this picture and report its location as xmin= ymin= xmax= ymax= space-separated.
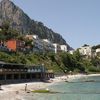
xmin=4 ymin=74 xmax=6 ymax=80
xmin=41 ymin=73 xmax=43 ymax=79
xmin=24 ymin=74 xmax=26 ymax=79
xmin=12 ymin=74 xmax=14 ymax=80
xmin=18 ymin=74 xmax=21 ymax=80
xmin=30 ymin=74 xmax=32 ymax=80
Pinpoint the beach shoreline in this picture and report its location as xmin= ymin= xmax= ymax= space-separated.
xmin=0 ymin=73 xmax=100 ymax=100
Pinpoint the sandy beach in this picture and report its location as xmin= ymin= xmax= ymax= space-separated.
xmin=0 ymin=74 xmax=100 ymax=100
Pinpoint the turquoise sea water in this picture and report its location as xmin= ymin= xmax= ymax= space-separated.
xmin=23 ymin=76 xmax=100 ymax=100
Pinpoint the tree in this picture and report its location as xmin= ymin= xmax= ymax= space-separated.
xmin=73 ymin=50 xmax=82 ymax=62
xmin=1 ymin=21 xmax=19 ymax=41
xmin=91 ymin=57 xmax=100 ymax=67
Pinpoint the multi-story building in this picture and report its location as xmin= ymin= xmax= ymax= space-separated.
xmin=25 ymin=35 xmax=44 ymax=52
xmin=79 ymin=45 xmax=92 ymax=58
xmin=0 ymin=62 xmax=54 ymax=84
xmin=43 ymin=39 xmax=55 ymax=53
xmin=53 ymin=44 xmax=68 ymax=53
xmin=96 ymin=48 xmax=100 ymax=57
xmin=53 ymin=43 xmax=61 ymax=53
xmin=33 ymin=39 xmax=44 ymax=52
xmin=6 ymin=39 xmax=25 ymax=51
xmin=60 ymin=45 xmax=67 ymax=52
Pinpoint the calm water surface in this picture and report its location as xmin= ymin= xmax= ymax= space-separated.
xmin=23 ymin=76 xmax=100 ymax=100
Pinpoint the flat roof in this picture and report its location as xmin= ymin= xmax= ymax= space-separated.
xmin=0 ymin=63 xmax=44 ymax=69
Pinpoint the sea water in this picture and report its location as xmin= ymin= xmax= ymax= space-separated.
xmin=23 ymin=76 xmax=100 ymax=100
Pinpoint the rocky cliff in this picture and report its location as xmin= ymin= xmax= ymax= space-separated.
xmin=0 ymin=0 xmax=71 ymax=49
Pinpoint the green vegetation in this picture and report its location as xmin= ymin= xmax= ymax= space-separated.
xmin=0 ymin=50 xmax=100 ymax=74
xmin=32 ymin=89 xmax=59 ymax=94
xmin=32 ymin=89 xmax=50 ymax=93
xmin=92 ymin=44 xmax=100 ymax=50
xmin=0 ymin=21 xmax=19 ymax=41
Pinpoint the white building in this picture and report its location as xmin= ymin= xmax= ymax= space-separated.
xmin=79 ymin=45 xmax=92 ymax=57
xmin=69 ymin=50 xmax=75 ymax=54
xmin=96 ymin=48 xmax=100 ymax=53
xmin=60 ymin=45 xmax=67 ymax=52
xmin=33 ymin=39 xmax=44 ymax=52
xmin=25 ymin=35 xmax=68 ymax=53
xmin=43 ymin=39 xmax=55 ymax=52
xmin=53 ymin=43 xmax=61 ymax=53
xmin=53 ymin=44 xmax=68 ymax=53
xmin=33 ymin=35 xmax=39 ymax=39
xmin=42 ymin=39 xmax=50 ymax=43
xmin=25 ymin=35 xmax=39 ymax=40
xmin=96 ymin=48 xmax=100 ymax=57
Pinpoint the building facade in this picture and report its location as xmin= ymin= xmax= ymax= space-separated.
xmin=25 ymin=35 xmax=68 ymax=54
xmin=53 ymin=43 xmax=61 ymax=53
xmin=79 ymin=45 xmax=92 ymax=58
xmin=6 ymin=40 xmax=25 ymax=51
xmin=60 ymin=45 xmax=67 ymax=52
xmin=96 ymin=48 xmax=100 ymax=57
xmin=33 ymin=39 xmax=44 ymax=52
xmin=43 ymin=39 xmax=55 ymax=53
xmin=0 ymin=63 xmax=54 ymax=84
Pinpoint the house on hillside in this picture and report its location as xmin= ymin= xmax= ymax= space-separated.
xmin=60 ymin=45 xmax=68 ymax=52
xmin=6 ymin=39 xmax=25 ymax=52
xmin=42 ymin=39 xmax=55 ymax=53
xmin=96 ymin=48 xmax=100 ymax=57
xmin=53 ymin=44 xmax=68 ymax=53
xmin=25 ymin=35 xmax=68 ymax=54
xmin=79 ymin=45 xmax=92 ymax=58
xmin=53 ymin=43 xmax=61 ymax=53
xmin=25 ymin=35 xmax=44 ymax=53
xmin=33 ymin=39 xmax=44 ymax=52
xmin=25 ymin=35 xmax=39 ymax=40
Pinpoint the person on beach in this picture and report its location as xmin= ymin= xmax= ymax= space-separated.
xmin=66 ymin=75 xmax=69 ymax=79
xmin=25 ymin=84 xmax=27 ymax=91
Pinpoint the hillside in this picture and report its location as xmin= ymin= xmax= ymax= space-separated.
xmin=0 ymin=0 xmax=71 ymax=49
xmin=0 ymin=50 xmax=100 ymax=74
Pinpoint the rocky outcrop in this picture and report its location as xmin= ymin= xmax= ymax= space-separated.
xmin=0 ymin=0 xmax=71 ymax=49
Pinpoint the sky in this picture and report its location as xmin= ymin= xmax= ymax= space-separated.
xmin=12 ymin=0 xmax=100 ymax=49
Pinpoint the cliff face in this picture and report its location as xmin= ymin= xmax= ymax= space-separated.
xmin=0 ymin=0 xmax=33 ymax=34
xmin=0 ymin=0 xmax=71 ymax=48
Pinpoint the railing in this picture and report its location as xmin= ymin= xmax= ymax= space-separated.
xmin=27 ymin=69 xmax=42 ymax=73
xmin=0 ymin=69 xmax=27 ymax=72
xmin=0 ymin=68 xmax=43 ymax=73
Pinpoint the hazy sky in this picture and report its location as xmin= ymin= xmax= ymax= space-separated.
xmin=13 ymin=0 xmax=100 ymax=49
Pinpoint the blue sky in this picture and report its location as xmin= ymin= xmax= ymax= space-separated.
xmin=13 ymin=0 xmax=100 ymax=49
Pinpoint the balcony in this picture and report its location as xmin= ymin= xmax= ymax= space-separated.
xmin=0 ymin=68 xmax=27 ymax=73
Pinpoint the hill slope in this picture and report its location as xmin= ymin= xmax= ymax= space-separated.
xmin=0 ymin=0 xmax=71 ymax=49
